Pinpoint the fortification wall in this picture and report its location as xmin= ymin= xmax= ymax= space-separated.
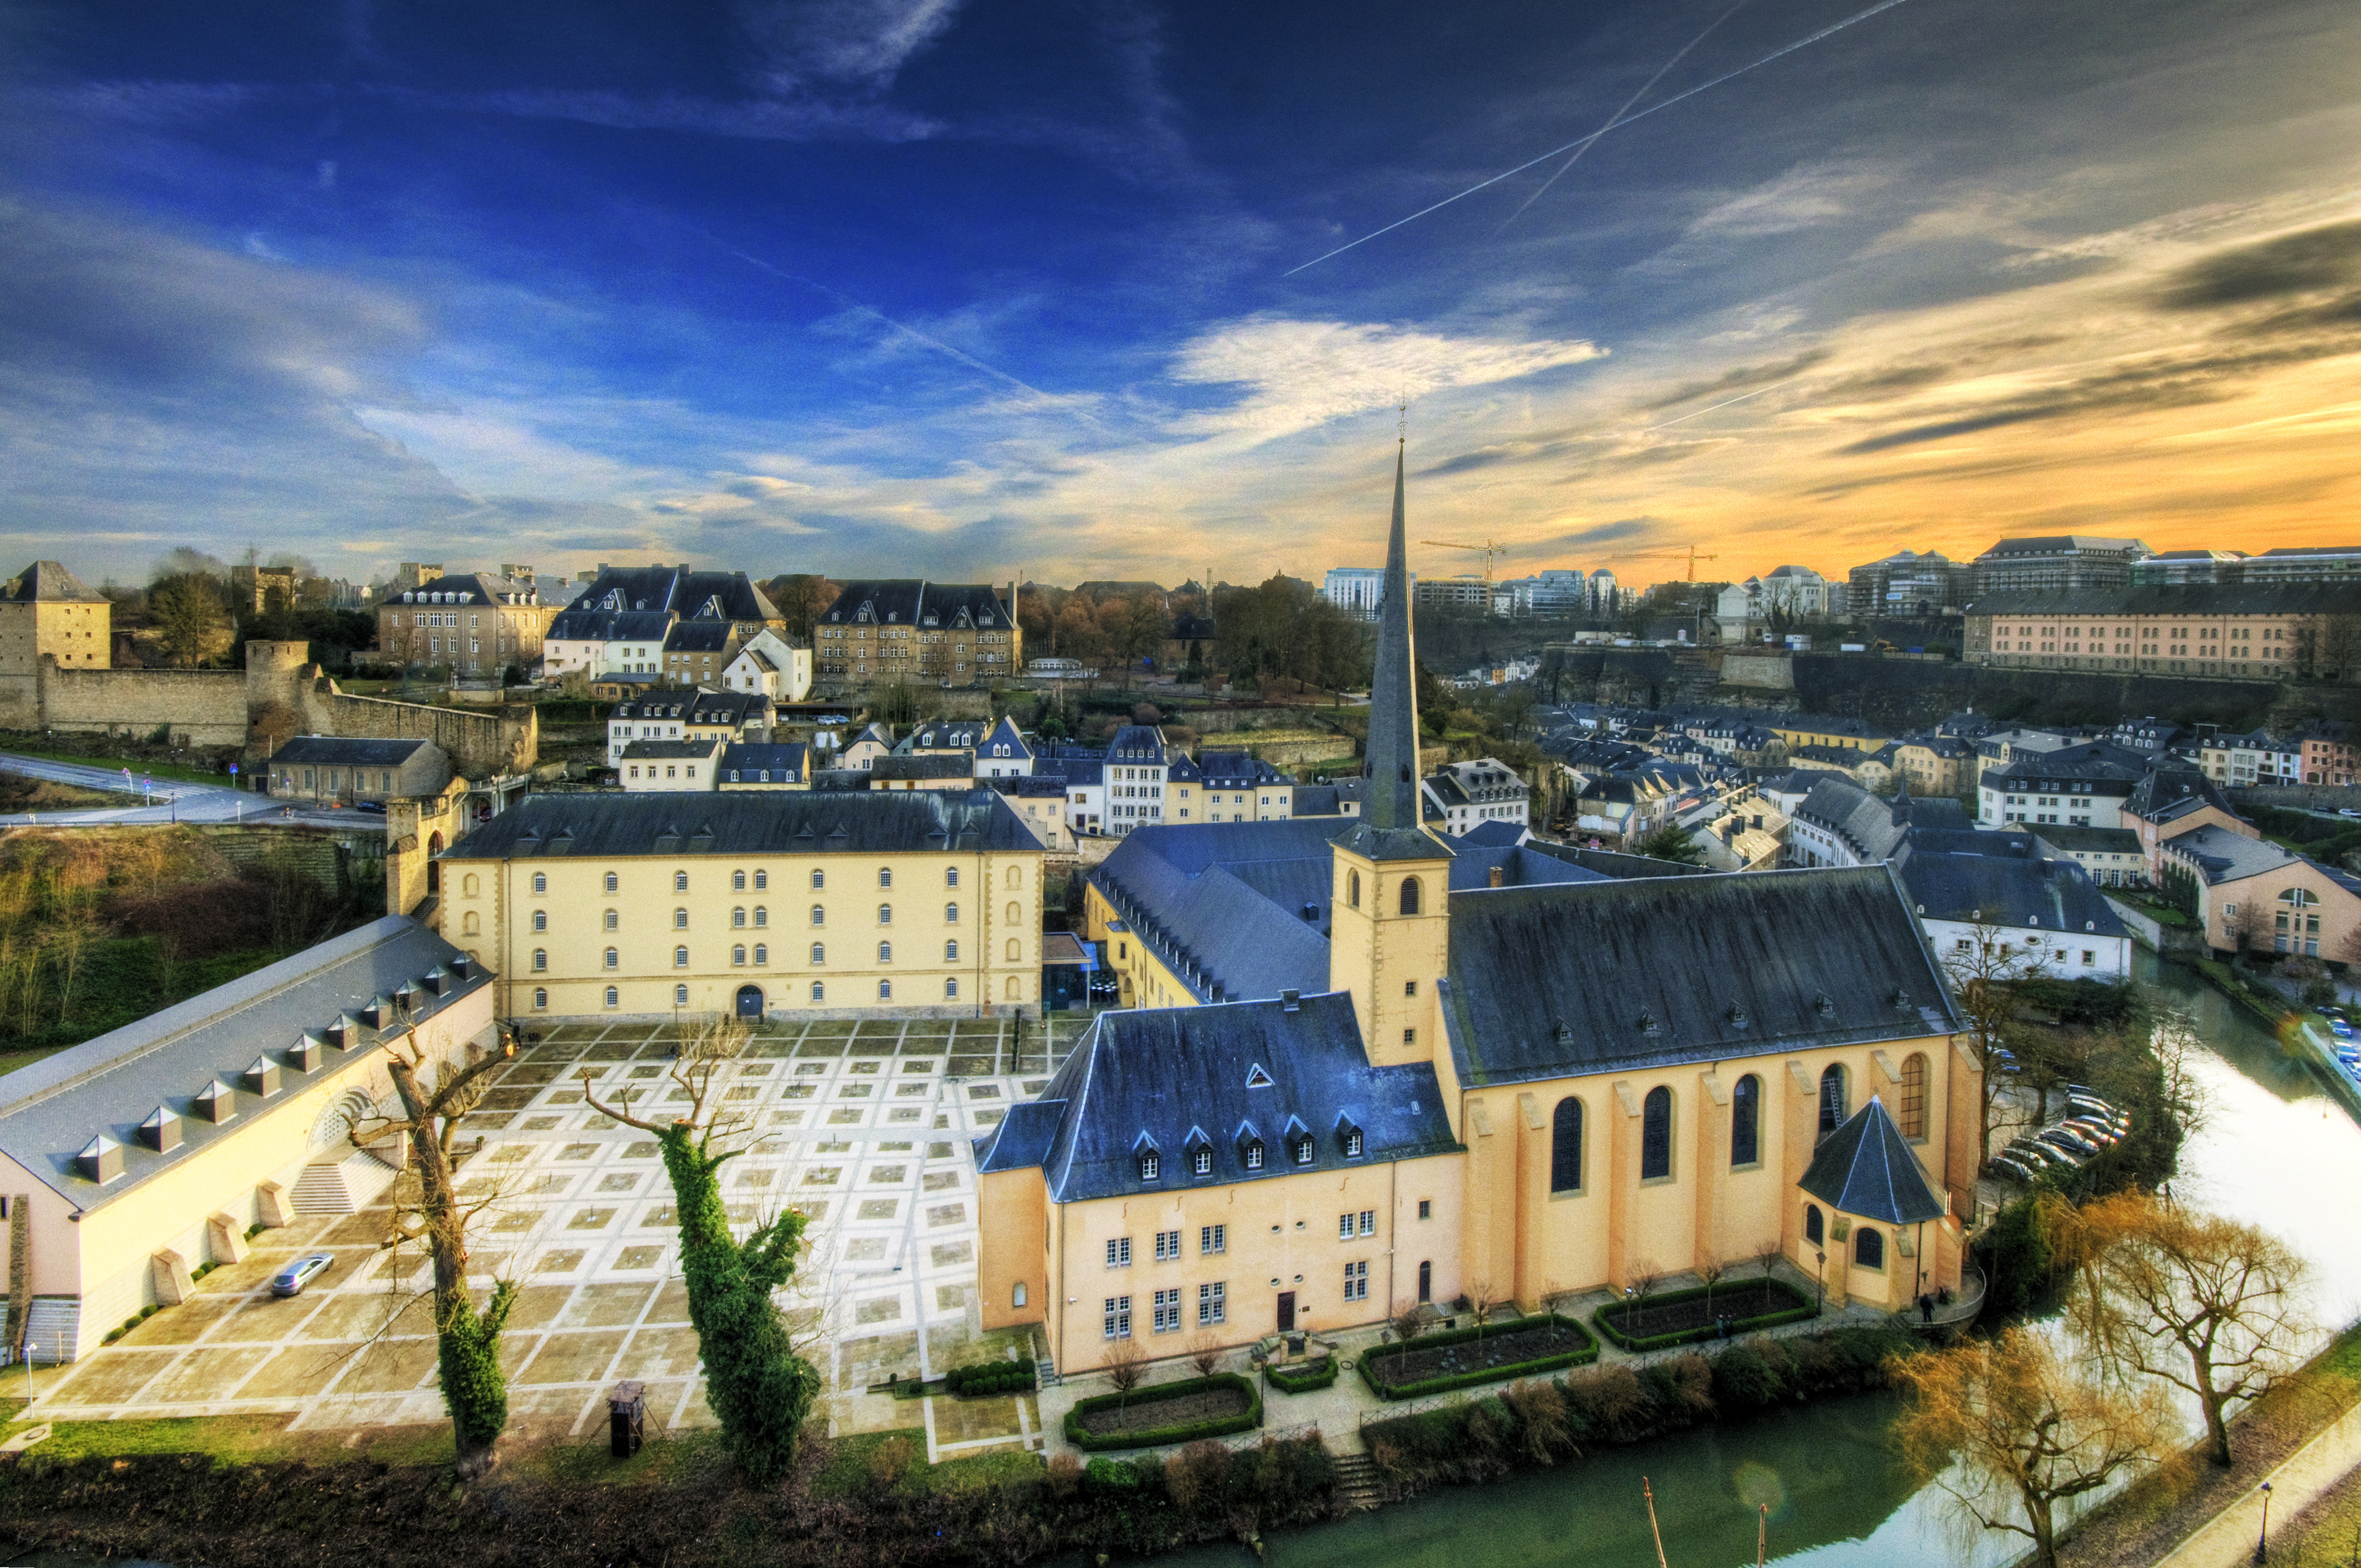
xmin=37 ymin=662 xmax=249 ymax=746
xmin=1719 ymin=653 xmax=1796 ymax=691
xmin=1237 ymin=735 xmax=1356 ymax=769
xmin=299 ymin=686 xmax=538 ymax=778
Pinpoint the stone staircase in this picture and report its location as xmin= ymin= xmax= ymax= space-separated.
xmin=290 ymin=1162 xmax=353 ymax=1215
xmin=1035 ymin=1357 xmax=1061 ymax=1388
xmin=1332 ymin=1453 xmax=1387 ymax=1511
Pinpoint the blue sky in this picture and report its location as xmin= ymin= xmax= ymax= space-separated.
xmin=4 ymin=0 xmax=2358 ymax=592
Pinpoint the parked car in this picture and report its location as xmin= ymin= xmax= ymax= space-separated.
xmin=1991 ymin=1155 xmax=2041 ymax=1182
xmin=2066 ymin=1096 xmax=2116 ymax=1121
xmin=2039 ymin=1127 xmax=2102 ymax=1158
xmin=2063 ymin=1117 xmax=2121 ymax=1146
xmin=2338 ymin=807 xmax=2361 ymax=820
xmin=355 ymin=801 xmax=387 ymax=815
xmin=269 ymin=1252 xmax=335 ymax=1298
xmin=2009 ymin=1138 xmax=2076 ymax=1170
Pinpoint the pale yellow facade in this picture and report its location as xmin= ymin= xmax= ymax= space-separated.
xmin=447 ymin=845 xmax=1047 ymax=1018
xmin=0 ymin=596 xmax=110 ymax=675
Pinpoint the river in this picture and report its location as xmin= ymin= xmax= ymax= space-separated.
xmin=1165 ymin=951 xmax=2361 ymax=1568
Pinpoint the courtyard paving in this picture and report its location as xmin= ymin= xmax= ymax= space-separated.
xmin=27 ymin=1014 xmax=1090 ymax=1461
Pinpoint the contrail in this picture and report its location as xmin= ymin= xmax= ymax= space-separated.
xmin=1497 ymin=0 xmax=1751 ymax=233
xmin=1641 ymin=376 xmax=1799 ymax=430
xmin=1284 ymin=0 xmax=1917 ymax=276
xmin=710 ymin=237 xmax=1104 ymax=425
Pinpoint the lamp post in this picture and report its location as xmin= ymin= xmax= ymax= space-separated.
xmin=2254 ymin=1480 xmax=2272 ymax=1564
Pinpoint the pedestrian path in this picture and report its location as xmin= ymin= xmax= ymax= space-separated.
xmin=2149 ymin=1399 xmax=2361 ymax=1567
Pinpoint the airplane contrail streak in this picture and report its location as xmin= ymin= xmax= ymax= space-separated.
xmin=1284 ymin=0 xmax=1917 ymax=276
xmin=1641 ymin=377 xmax=1799 ymax=430
xmin=1497 ymin=0 xmax=1751 ymax=232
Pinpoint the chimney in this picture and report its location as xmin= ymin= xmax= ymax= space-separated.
xmin=1488 ymin=865 xmax=1504 ymax=888
xmin=1279 ymin=989 xmax=1301 ymax=1013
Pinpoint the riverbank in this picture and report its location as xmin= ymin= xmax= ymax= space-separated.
xmin=2054 ymin=1325 xmax=2361 ymax=1568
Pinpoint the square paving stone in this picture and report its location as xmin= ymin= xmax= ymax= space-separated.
xmin=332 ymin=1336 xmax=437 ymax=1394
xmin=240 ymin=1343 xmax=357 ymax=1399
xmin=120 ymin=1296 xmax=241 ymax=1345
xmin=298 ymin=1291 xmax=433 ymax=1341
xmin=558 ymin=1282 xmax=657 ymax=1328
xmin=208 ymin=1296 xmax=325 ymax=1343
xmin=649 ymin=1281 xmax=692 ymax=1322
xmin=520 ymin=1330 xmax=627 ymax=1386
xmin=49 ymin=1349 xmax=178 ymax=1404
xmin=318 ymin=1211 xmax=397 ymax=1246
xmin=140 ymin=1345 xmax=273 ymax=1404
xmin=616 ymin=1246 xmax=664 ymax=1270
xmin=618 ymin=1324 xmax=704 ymax=1380
xmin=502 ymin=1284 xmax=578 ymax=1331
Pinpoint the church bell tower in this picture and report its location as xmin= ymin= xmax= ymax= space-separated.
xmin=1329 ymin=442 xmax=1453 ymax=1069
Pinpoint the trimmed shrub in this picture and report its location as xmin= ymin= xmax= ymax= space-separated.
xmin=942 ymin=1360 xmax=1038 ymax=1397
xmin=1359 ymin=1313 xmax=1600 ymax=1401
xmin=1063 ymin=1372 xmax=1263 ymax=1452
xmin=1710 ymin=1341 xmax=1784 ymax=1411
xmin=1082 ymin=1457 xmax=1143 ymax=1495
xmin=1265 ymin=1355 xmax=1338 ymax=1393
xmin=1591 ymin=1277 xmax=1818 ymax=1352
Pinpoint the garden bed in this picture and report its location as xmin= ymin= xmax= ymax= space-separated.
xmin=1359 ymin=1314 xmax=1599 ymax=1401
xmin=1063 ymin=1372 xmax=1262 ymax=1451
xmin=1592 ymin=1278 xmax=1817 ymax=1353
xmin=1264 ymin=1355 xmax=1337 ymax=1394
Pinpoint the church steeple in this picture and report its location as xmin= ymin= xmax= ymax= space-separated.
xmin=1365 ymin=443 xmax=1423 ymax=833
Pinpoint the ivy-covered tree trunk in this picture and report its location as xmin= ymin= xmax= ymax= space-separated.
xmin=655 ymin=1124 xmax=822 ymax=1486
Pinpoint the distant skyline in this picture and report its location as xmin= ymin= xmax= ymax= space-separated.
xmin=2 ymin=0 xmax=2357 ymax=593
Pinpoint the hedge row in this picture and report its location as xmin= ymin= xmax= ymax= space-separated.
xmin=1264 ymin=1355 xmax=1338 ymax=1394
xmin=1359 ymin=1313 xmax=1600 ymax=1402
xmin=942 ymin=1360 xmax=1038 ymax=1396
xmin=1360 ymin=1324 xmax=1916 ymax=1494
xmin=1063 ymin=1372 xmax=1263 ymax=1452
xmin=1590 ymin=1277 xmax=1820 ymax=1353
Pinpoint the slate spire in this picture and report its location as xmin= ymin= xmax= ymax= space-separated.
xmin=1364 ymin=443 xmax=1423 ymax=832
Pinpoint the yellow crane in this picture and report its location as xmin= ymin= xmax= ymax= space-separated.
xmin=1419 ymin=538 xmax=1508 ymax=585
xmin=1620 ymin=545 xmax=1720 ymax=580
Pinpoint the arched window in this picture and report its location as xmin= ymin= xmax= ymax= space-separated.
xmin=675 ymin=983 xmax=689 ymax=1006
xmin=532 ymin=909 xmax=547 ymax=932
xmin=811 ymin=905 xmax=826 ymax=926
xmin=604 ymin=986 xmax=619 ymax=1008
xmin=531 ymin=949 xmax=547 ymax=972
xmin=1899 ymin=1053 xmax=1929 ymax=1140
xmin=674 ymin=946 xmax=689 ymax=968
xmin=1550 ymin=1097 xmax=1583 ymax=1193
xmin=531 ymin=987 xmax=547 ymax=1010
xmin=946 ymin=978 xmax=958 ymax=998
xmin=1007 ymin=865 xmax=1021 ymax=889
xmin=945 ymin=940 xmax=959 ymax=962
xmin=753 ymin=907 xmax=767 ymax=927
xmin=531 ymin=873 xmax=546 ymax=894
xmin=462 ymin=910 xmax=480 ymax=936
xmin=674 ymin=871 xmax=689 ymax=893
xmin=1854 ymin=1227 xmax=1885 ymax=1270
xmin=946 ymin=902 xmax=959 ymax=923
xmin=1805 ymin=1203 xmax=1825 ymax=1245
xmin=732 ymin=870 xmax=746 ymax=891
xmin=1732 ymin=1073 xmax=1761 ymax=1166
xmin=753 ymin=870 xmax=767 ymax=890
xmin=603 ymin=947 xmax=618 ymax=969
xmin=878 ymin=979 xmax=892 ymax=1000
xmin=876 ymin=941 xmax=893 ymax=963
xmin=1348 ymin=870 xmax=1361 ymax=909
xmin=463 ymin=873 xmax=479 ymax=898
xmin=810 ymin=981 xmax=824 ymax=1002
xmin=753 ymin=944 xmax=767 ymax=965
xmin=810 ymin=869 xmax=825 ymax=890
xmin=1005 ymin=937 xmax=1022 ymax=961
xmin=732 ymin=908 xmax=746 ymax=928
xmin=1006 ymin=901 xmax=1021 ymax=925
xmin=732 ymin=945 xmax=747 ymax=967
xmin=946 ymin=866 xmax=960 ymax=887
xmin=1640 ymin=1086 xmax=1673 ymax=1180
xmin=673 ymin=908 xmax=689 ymax=930
xmin=878 ymin=904 xmax=893 ymax=925
xmin=1398 ymin=877 xmax=1421 ymax=916
xmin=1417 ymin=1260 xmax=1432 ymax=1303
xmin=605 ymin=872 xmax=619 ymax=893
xmin=604 ymin=909 xmax=618 ymax=931
xmin=1005 ymin=976 xmax=1019 ymax=999
xmin=1819 ymin=1064 xmax=1848 ymax=1142
xmin=811 ymin=943 xmax=825 ymax=964
xmin=878 ymin=867 xmax=893 ymax=889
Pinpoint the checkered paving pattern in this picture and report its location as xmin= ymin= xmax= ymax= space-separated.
xmin=33 ymin=1014 xmax=1090 ymax=1448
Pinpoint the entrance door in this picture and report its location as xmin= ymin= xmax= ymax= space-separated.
xmin=1276 ymin=1292 xmax=1295 ymax=1332
xmin=735 ymin=984 xmax=764 ymax=1019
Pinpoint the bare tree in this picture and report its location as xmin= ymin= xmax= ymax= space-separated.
xmin=1940 ymin=915 xmax=2047 ymax=1165
xmin=579 ymin=1014 xmax=820 ymax=1485
xmin=1695 ymin=1252 xmax=1726 ymax=1327
xmin=2222 ymin=895 xmax=2270 ymax=959
xmin=350 ymin=1022 xmax=521 ymax=1478
xmin=1184 ymin=1333 xmax=1224 ymax=1379
xmin=1466 ymin=1278 xmax=1497 ymax=1346
xmin=1101 ymin=1334 xmax=1148 ymax=1407
xmin=1889 ymin=1326 xmax=2172 ymax=1568
xmin=1390 ymin=1301 xmax=1426 ymax=1379
xmin=2070 ymin=1192 xmax=2311 ymax=1467
xmin=1622 ymin=1262 xmax=1664 ymax=1338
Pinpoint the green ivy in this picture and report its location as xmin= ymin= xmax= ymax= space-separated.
xmin=653 ymin=1125 xmax=821 ymax=1486
xmin=436 ymin=1278 xmax=519 ymax=1458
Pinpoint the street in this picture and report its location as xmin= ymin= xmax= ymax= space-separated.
xmin=0 ymin=752 xmax=382 ymax=832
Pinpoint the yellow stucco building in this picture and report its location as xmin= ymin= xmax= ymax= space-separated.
xmin=435 ymin=790 xmax=1049 ymax=1020
xmin=976 ymin=450 xmax=1974 ymax=1371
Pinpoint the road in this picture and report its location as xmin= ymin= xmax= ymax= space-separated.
xmin=0 ymin=752 xmax=384 ymax=832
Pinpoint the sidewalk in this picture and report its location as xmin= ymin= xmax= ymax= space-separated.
xmin=2149 ymin=1401 xmax=2361 ymax=1568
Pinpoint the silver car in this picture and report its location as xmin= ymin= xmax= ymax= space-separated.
xmin=269 ymin=1252 xmax=335 ymax=1297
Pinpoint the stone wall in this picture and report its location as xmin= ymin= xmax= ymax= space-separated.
xmin=1235 ymin=735 xmax=1356 ymax=769
xmin=37 ymin=663 xmax=249 ymax=746
xmin=2230 ymin=784 xmax=2361 ymax=813
xmin=1719 ymin=653 xmax=1796 ymax=691
xmin=298 ymin=686 xmax=538 ymax=779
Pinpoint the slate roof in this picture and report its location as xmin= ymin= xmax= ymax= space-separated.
xmin=663 ymin=621 xmax=736 ymax=653
xmin=620 ymin=738 xmax=725 ymax=761
xmin=973 ymin=993 xmax=1458 ymax=1202
xmin=270 ymin=736 xmax=432 ymax=767
xmin=719 ymin=743 xmax=808 ymax=783
xmin=2 ymin=561 xmax=106 ymax=603
xmin=1291 ymin=785 xmax=1343 ymax=817
xmin=819 ymin=580 xmax=1010 ymax=631
xmin=1967 ymin=583 xmax=2357 ymax=617
xmin=2031 ymin=826 xmax=2144 ymax=855
xmin=683 ymin=691 xmax=769 ymax=728
xmin=1797 ymin=1098 xmax=1946 ymax=1224
xmin=2161 ymin=826 xmax=2361 ymax=898
xmin=1791 ymin=778 xmax=1961 ymax=861
xmin=567 ymin=567 xmax=778 ymax=622
xmin=1985 ymin=742 xmax=2150 ymax=791
xmin=2127 ymin=767 xmax=2240 ymax=827
xmin=903 ymin=720 xmax=989 ymax=751
xmin=1198 ymin=752 xmax=1290 ymax=788
xmin=0 ymin=918 xmax=493 ymax=1210
xmin=439 ymin=789 xmax=1044 ymax=860
xmin=407 ymin=571 xmax=542 ymax=606
xmin=872 ymin=754 xmax=976 ymax=782
xmin=1440 ymin=866 xmax=1962 ymax=1089
xmin=1891 ymin=839 xmax=2126 ymax=937
xmin=979 ymin=718 xmax=1032 ymax=761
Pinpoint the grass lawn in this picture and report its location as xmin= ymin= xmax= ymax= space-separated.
xmin=0 ymin=1410 xmax=454 ymax=1469
xmin=812 ymin=1427 xmax=1041 ymax=1499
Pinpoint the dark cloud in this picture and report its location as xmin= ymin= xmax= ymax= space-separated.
xmin=1820 ymin=362 xmax=1950 ymax=402
xmin=1552 ymin=517 xmax=1653 ymax=547
xmin=1636 ymin=352 xmax=1827 ymax=413
xmin=2153 ymin=220 xmax=2361 ymax=311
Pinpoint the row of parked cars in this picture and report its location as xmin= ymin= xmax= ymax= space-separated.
xmin=2321 ymin=1007 xmax=2360 ymax=1085
xmin=1989 ymin=1088 xmax=2132 ymax=1183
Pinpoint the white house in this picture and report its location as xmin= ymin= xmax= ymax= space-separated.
xmin=973 ymin=717 xmax=1035 ymax=779
xmin=719 ymin=630 xmax=812 ymax=702
xmin=618 ymin=737 xmax=725 ymax=791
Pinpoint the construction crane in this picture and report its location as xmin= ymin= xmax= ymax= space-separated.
xmin=1620 ymin=545 xmax=1720 ymax=581
xmin=1419 ymin=538 xmax=1508 ymax=585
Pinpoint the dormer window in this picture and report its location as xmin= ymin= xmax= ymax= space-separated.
xmin=1139 ymin=1150 xmax=1160 ymax=1182
xmin=1245 ymin=1063 xmax=1273 ymax=1089
xmin=1192 ymin=1146 xmax=1212 ymax=1175
xmin=1292 ymin=1136 xmax=1315 ymax=1166
xmin=1242 ymin=1138 xmax=1264 ymax=1171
